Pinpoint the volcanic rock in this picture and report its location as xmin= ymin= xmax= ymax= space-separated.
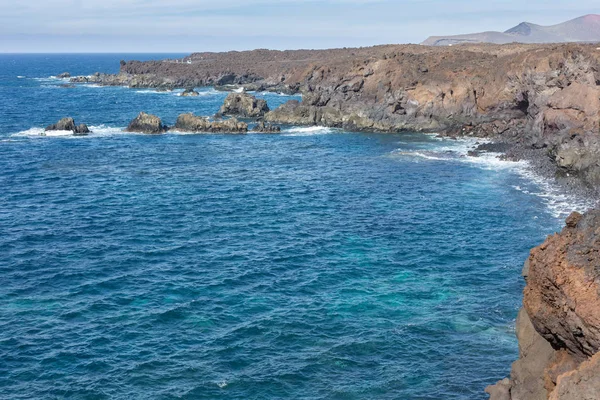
xmin=487 ymin=210 xmax=600 ymax=399
xmin=57 ymin=72 xmax=71 ymax=79
xmin=45 ymin=118 xmax=90 ymax=135
xmin=217 ymin=93 xmax=269 ymax=118
xmin=173 ymin=113 xmax=247 ymax=134
xmin=180 ymin=88 xmax=199 ymax=97
xmin=252 ymin=121 xmax=281 ymax=133
xmin=126 ymin=112 xmax=167 ymax=134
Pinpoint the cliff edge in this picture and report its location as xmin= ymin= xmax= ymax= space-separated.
xmin=487 ymin=210 xmax=600 ymax=399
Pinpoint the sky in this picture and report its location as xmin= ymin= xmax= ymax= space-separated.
xmin=1 ymin=0 xmax=599 ymax=53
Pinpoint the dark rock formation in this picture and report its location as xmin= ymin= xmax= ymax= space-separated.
xmin=181 ymin=88 xmax=199 ymax=97
xmin=126 ymin=112 xmax=167 ymax=134
xmin=70 ymin=43 xmax=600 ymax=192
xmin=57 ymin=72 xmax=71 ymax=79
xmin=252 ymin=121 xmax=281 ymax=133
xmin=487 ymin=210 xmax=600 ymax=399
xmin=45 ymin=118 xmax=90 ymax=136
xmin=217 ymin=93 xmax=269 ymax=118
xmin=173 ymin=113 xmax=247 ymax=134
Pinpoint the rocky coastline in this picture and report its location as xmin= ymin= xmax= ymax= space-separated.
xmin=69 ymin=43 xmax=600 ymax=197
xmin=65 ymin=44 xmax=600 ymax=398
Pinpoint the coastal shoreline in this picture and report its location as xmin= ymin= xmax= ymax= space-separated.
xmin=67 ymin=42 xmax=600 ymax=202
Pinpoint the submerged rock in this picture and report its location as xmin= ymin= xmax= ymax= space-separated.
xmin=126 ymin=112 xmax=167 ymax=134
xmin=180 ymin=88 xmax=199 ymax=97
xmin=252 ymin=121 xmax=281 ymax=133
xmin=174 ymin=113 xmax=247 ymax=134
xmin=217 ymin=93 xmax=269 ymax=118
xmin=45 ymin=117 xmax=90 ymax=136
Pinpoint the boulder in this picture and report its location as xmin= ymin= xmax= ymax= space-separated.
xmin=180 ymin=88 xmax=199 ymax=97
xmin=74 ymin=124 xmax=90 ymax=135
xmin=46 ymin=117 xmax=76 ymax=132
xmin=126 ymin=112 xmax=167 ymax=134
xmin=217 ymin=93 xmax=269 ymax=118
xmin=45 ymin=118 xmax=90 ymax=136
xmin=252 ymin=121 xmax=281 ymax=133
xmin=57 ymin=72 xmax=71 ymax=79
xmin=173 ymin=113 xmax=247 ymax=134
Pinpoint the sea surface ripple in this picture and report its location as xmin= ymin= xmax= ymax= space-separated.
xmin=0 ymin=54 xmax=574 ymax=399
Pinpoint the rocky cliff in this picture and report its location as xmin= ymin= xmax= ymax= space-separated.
xmin=72 ymin=43 xmax=600 ymax=192
xmin=487 ymin=210 xmax=600 ymax=400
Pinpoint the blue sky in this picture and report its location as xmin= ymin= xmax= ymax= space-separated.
xmin=1 ymin=0 xmax=599 ymax=52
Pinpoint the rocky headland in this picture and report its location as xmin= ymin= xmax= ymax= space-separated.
xmin=70 ymin=43 xmax=600 ymax=196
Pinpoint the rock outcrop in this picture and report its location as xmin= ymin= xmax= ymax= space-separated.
xmin=57 ymin=72 xmax=71 ymax=79
xmin=180 ymin=88 xmax=199 ymax=97
xmin=45 ymin=118 xmax=90 ymax=135
xmin=126 ymin=112 xmax=167 ymax=134
xmin=487 ymin=210 xmax=600 ymax=399
xmin=173 ymin=113 xmax=247 ymax=134
xmin=217 ymin=93 xmax=269 ymax=118
xmin=252 ymin=121 xmax=281 ymax=133
xmin=71 ymin=43 xmax=600 ymax=191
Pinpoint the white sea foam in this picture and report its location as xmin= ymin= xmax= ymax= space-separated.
xmin=17 ymin=75 xmax=25 ymax=79
xmin=390 ymin=149 xmax=447 ymax=161
xmin=87 ymin=125 xmax=126 ymax=136
xmin=284 ymin=126 xmax=334 ymax=136
xmin=394 ymin=136 xmax=594 ymax=219
xmin=12 ymin=125 xmax=128 ymax=138
xmin=233 ymin=87 xmax=245 ymax=93
xmin=12 ymin=128 xmax=73 ymax=137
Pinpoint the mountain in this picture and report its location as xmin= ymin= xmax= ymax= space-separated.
xmin=422 ymin=14 xmax=600 ymax=46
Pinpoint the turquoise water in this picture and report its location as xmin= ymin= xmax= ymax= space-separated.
xmin=0 ymin=54 xmax=575 ymax=399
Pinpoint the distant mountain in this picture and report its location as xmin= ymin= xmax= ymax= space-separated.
xmin=422 ymin=14 xmax=600 ymax=46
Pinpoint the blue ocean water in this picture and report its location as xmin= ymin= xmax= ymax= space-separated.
xmin=0 ymin=54 xmax=584 ymax=399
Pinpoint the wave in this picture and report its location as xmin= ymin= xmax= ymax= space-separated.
xmin=12 ymin=128 xmax=73 ymax=137
xmin=87 ymin=125 xmax=126 ymax=136
xmin=17 ymin=76 xmax=25 ymax=79
xmin=394 ymin=137 xmax=593 ymax=219
xmin=284 ymin=126 xmax=335 ymax=136
xmin=12 ymin=125 xmax=126 ymax=138
xmin=393 ymin=150 xmax=447 ymax=161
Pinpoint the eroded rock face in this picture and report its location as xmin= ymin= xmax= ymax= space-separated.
xmin=126 ymin=112 xmax=167 ymax=134
xmin=173 ymin=113 xmax=247 ymax=134
xmin=525 ymin=211 xmax=600 ymax=361
xmin=487 ymin=210 xmax=600 ymax=399
xmin=45 ymin=118 xmax=90 ymax=135
xmin=549 ymin=352 xmax=600 ymax=400
xmin=217 ymin=93 xmax=269 ymax=118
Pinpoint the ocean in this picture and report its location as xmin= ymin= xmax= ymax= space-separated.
xmin=0 ymin=54 xmax=588 ymax=399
